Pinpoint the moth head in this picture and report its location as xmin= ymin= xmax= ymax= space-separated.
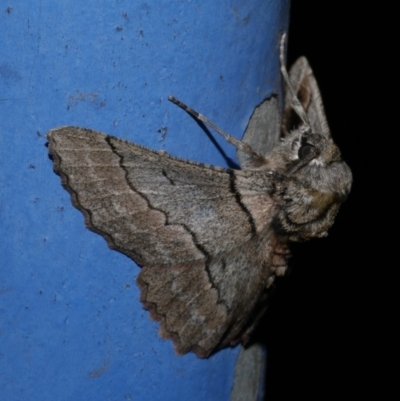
xmin=290 ymin=130 xmax=351 ymax=194
xmin=290 ymin=130 xmax=337 ymax=164
xmin=270 ymin=128 xmax=352 ymax=241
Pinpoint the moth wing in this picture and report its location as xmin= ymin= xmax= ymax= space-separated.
xmin=47 ymin=127 xmax=258 ymax=263
xmin=139 ymin=163 xmax=282 ymax=357
xmin=47 ymin=127 xmax=279 ymax=357
xmin=283 ymin=56 xmax=331 ymax=138
xmin=138 ymin=233 xmax=285 ymax=357
xmin=236 ymin=95 xmax=281 ymax=167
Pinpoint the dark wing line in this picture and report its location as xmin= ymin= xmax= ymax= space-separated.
xmin=104 ymin=133 xmax=260 ymax=306
xmin=48 ymin=128 xmax=259 ymax=318
xmin=49 ymin=137 xmax=147 ymax=264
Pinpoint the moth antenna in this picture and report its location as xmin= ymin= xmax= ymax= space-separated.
xmin=279 ymin=33 xmax=311 ymax=132
xmin=168 ymin=95 xmax=260 ymax=157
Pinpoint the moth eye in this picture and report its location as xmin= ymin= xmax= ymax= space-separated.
xmin=298 ymin=143 xmax=315 ymax=159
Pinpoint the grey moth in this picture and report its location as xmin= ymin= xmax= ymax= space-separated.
xmin=47 ymin=35 xmax=352 ymax=358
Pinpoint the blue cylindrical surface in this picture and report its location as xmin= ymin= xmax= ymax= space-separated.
xmin=0 ymin=1 xmax=289 ymax=400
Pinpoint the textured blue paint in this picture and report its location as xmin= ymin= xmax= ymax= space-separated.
xmin=0 ymin=1 xmax=289 ymax=400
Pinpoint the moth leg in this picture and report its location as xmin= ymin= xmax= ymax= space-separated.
xmin=168 ymin=95 xmax=260 ymax=158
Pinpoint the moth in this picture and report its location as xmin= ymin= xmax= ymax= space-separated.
xmin=47 ymin=35 xmax=352 ymax=358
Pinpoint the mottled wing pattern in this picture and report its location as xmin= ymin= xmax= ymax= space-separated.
xmin=47 ymin=127 xmax=283 ymax=357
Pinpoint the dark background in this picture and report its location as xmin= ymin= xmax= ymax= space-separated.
xmin=261 ymin=2 xmax=384 ymax=400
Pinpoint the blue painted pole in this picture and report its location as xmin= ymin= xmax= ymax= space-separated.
xmin=0 ymin=1 xmax=290 ymax=400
